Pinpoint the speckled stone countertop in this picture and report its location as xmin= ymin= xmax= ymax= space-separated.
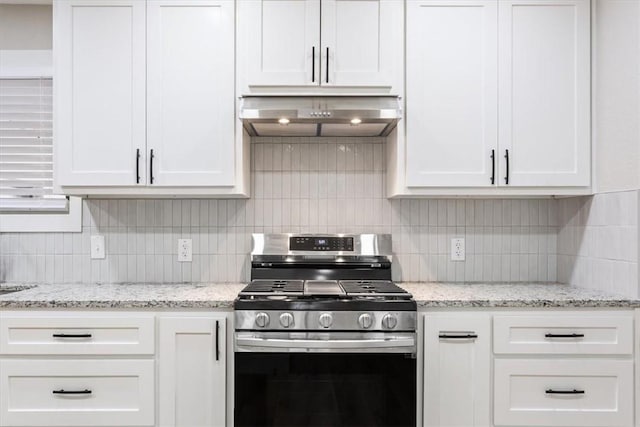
xmin=0 ymin=282 xmax=637 ymax=309
xmin=401 ymin=283 xmax=639 ymax=308
xmin=0 ymin=283 xmax=245 ymax=309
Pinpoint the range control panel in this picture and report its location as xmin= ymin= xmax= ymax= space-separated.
xmin=290 ymin=236 xmax=354 ymax=251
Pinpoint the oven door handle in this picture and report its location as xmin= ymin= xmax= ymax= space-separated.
xmin=236 ymin=336 xmax=415 ymax=352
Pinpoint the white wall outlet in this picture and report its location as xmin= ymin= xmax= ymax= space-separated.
xmin=451 ymin=237 xmax=465 ymax=261
xmin=90 ymin=235 xmax=106 ymax=259
xmin=178 ymin=239 xmax=192 ymax=262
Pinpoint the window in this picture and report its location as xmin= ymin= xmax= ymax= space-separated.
xmin=0 ymin=78 xmax=66 ymax=210
xmin=0 ymin=74 xmax=81 ymax=232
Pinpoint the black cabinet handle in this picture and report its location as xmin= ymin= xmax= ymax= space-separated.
xmin=326 ymin=47 xmax=329 ymax=83
xmin=215 ymin=320 xmax=220 ymax=361
xmin=504 ymin=149 xmax=510 ymax=184
xmin=312 ymin=46 xmax=315 ymax=83
xmin=546 ymin=389 xmax=585 ymax=395
xmin=136 ymin=148 xmax=140 ymax=184
xmin=53 ymin=389 xmax=92 ymax=395
xmin=52 ymin=333 xmax=92 ymax=339
xmin=149 ymin=149 xmax=155 ymax=184
xmin=490 ymin=149 xmax=495 ymax=185
xmin=545 ymin=333 xmax=585 ymax=339
xmin=439 ymin=333 xmax=478 ymax=339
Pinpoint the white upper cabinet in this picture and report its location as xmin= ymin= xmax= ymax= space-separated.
xmin=55 ymin=0 xmax=246 ymax=196
xmin=321 ymin=0 xmax=396 ymax=87
xmin=246 ymin=0 xmax=320 ymax=87
xmin=498 ymin=0 xmax=590 ymax=187
xmin=147 ymin=0 xmax=235 ymax=187
xmin=397 ymin=0 xmax=591 ymax=195
xmin=406 ymin=0 xmax=498 ymax=187
xmin=240 ymin=0 xmax=401 ymax=91
xmin=55 ymin=1 xmax=146 ymax=187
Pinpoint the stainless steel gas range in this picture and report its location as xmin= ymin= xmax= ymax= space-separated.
xmin=234 ymin=233 xmax=417 ymax=427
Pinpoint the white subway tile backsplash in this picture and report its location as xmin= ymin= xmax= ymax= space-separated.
xmin=1 ymin=137 xmax=565 ymax=284
xmin=557 ymin=190 xmax=640 ymax=298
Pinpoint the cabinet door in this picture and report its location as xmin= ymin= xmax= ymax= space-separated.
xmin=55 ymin=0 xmax=146 ymax=187
xmin=424 ymin=314 xmax=491 ymax=427
xmin=158 ymin=316 xmax=227 ymax=427
xmin=321 ymin=0 xmax=399 ymax=87
xmin=147 ymin=0 xmax=235 ymax=187
xmin=498 ymin=0 xmax=590 ymax=187
xmin=406 ymin=0 xmax=498 ymax=187
xmin=245 ymin=0 xmax=320 ymax=86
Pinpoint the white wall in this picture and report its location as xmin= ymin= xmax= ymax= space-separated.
xmin=593 ymin=0 xmax=640 ymax=193
xmin=0 ymin=4 xmax=52 ymax=50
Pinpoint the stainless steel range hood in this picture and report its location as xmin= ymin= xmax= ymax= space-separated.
xmin=239 ymin=96 xmax=401 ymax=137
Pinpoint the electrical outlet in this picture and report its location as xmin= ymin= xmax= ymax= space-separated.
xmin=178 ymin=239 xmax=192 ymax=262
xmin=451 ymin=237 xmax=465 ymax=261
xmin=90 ymin=235 xmax=106 ymax=259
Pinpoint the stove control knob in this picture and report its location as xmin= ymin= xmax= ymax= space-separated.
xmin=255 ymin=312 xmax=270 ymax=328
xmin=279 ymin=312 xmax=295 ymax=328
xmin=318 ymin=313 xmax=333 ymax=328
xmin=358 ymin=313 xmax=373 ymax=329
xmin=382 ymin=313 xmax=398 ymax=330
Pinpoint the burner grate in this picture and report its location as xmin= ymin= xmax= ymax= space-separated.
xmin=240 ymin=279 xmax=304 ymax=295
xmin=339 ymin=280 xmax=409 ymax=296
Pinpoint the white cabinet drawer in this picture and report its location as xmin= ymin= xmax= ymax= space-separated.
xmin=0 ymin=312 xmax=155 ymax=355
xmin=493 ymin=313 xmax=633 ymax=355
xmin=0 ymin=359 xmax=154 ymax=427
xmin=494 ymin=359 xmax=633 ymax=427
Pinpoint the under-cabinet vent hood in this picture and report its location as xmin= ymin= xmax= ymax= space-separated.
xmin=239 ymin=96 xmax=401 ymax=137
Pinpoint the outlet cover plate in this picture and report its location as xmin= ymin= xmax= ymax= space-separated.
xmin=90 ymin=235 xmax=105 ymax=259
xmin=451 ymin=237 xmax=465 ymax=261
xmin=178 ymin=239 xmax=192 ymax=262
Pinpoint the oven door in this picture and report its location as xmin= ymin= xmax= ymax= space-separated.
xmin=234 ymin=332 xmax=417 ymax=427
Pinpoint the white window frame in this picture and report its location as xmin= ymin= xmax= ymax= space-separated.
xmin=0 ymin=49 xmax=81 ymax=233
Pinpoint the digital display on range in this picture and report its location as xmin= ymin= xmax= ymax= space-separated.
xmin=290 ymin=236 xmax=354 ymax=251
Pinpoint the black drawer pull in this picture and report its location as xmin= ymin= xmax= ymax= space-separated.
xmin=545 ymin=333 xmax=585 ymax=339
xmin=504 ymin=149 xmax=510 ymax=184
xmin=135 ymin=148 xmax=140 ymax=184
xmin=490 ymin=149 xmax=496 ymax=184
xmin=311 ymin=46 xmax=316 ymax=82
xmin=325 ymin=47 xmax=330 ymax=83
xmin=52 ymin=333 xmax=92 ymax=339
xmin=149 ymin=149 xmax=155 ymax=184
xmin=215 ymin=320 xmax=220 ymax=361
xmin=53 ymin=389 xmax=92 ymax=395
xmin=439 ymin=333 xmax=478 ymax=339
xmin=546 ymin=389 xmax=585 ymax=395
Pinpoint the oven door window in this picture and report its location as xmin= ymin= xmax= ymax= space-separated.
xmin=235 ymin=353 xmax=416 ymax=427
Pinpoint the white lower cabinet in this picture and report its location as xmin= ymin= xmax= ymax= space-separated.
xmin=158 ymin=314 xmax=227 ymax=427
xmin=422 ymin=309 xmax=636 ymax=427
xmin=423 ymin=313 xmax=491 ymax=427
xmin=0 ymin=359 xmax=154 ymax=427
xmin=493 ymin=310 xmax=635 ymax=427
xmin=0 ymin=311 xmax=156 ymax=427
xmin=494 ymin=359 xmax=633 ymax=427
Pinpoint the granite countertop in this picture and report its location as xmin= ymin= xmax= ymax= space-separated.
xmin=400 ymin=283 xmax=640 ymax=308
xmin=0 ymin=282 xmax=638 ymax=309
xmin=0 ymin=283 xmax=246 ymax=309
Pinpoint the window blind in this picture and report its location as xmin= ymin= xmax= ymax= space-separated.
xmin=0 ymin=78 xmax=67 ymax=212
